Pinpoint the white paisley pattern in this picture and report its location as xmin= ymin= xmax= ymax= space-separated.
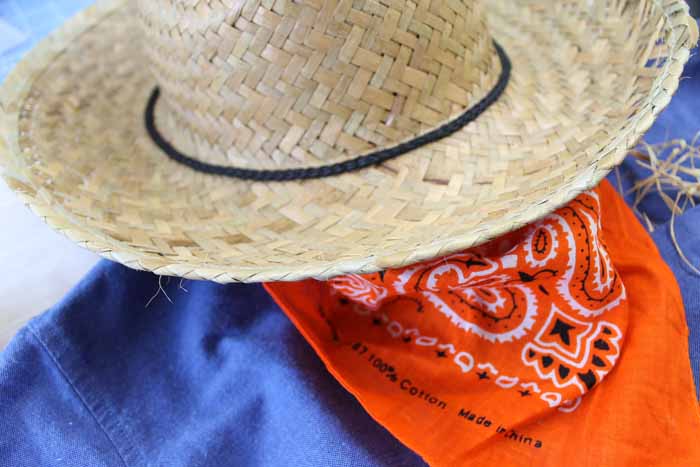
xmin=327 ymin=188 xmax=628 ymax=407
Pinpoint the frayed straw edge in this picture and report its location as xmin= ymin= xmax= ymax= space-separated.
xmin=623 ymin=133 xmax=700 ymax=275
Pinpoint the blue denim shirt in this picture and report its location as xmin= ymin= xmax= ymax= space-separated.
xmin=1 ymin=266 xmax=424 ymax=466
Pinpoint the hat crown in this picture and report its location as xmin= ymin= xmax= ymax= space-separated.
xmin=137 ymin=0 xmax=502 ymax=170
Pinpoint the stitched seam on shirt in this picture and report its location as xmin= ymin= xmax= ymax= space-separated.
xmin=26 ymin=325 xmax=131 ymax=467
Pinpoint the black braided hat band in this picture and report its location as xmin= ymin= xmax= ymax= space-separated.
xmin=145 ymin=41 xmax=511 ymax=182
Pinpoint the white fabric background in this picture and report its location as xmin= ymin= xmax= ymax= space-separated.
xmin=1 ymin=1 xmax=98 ymax=348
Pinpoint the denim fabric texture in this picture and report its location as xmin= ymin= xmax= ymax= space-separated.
xmin=0 ymin=265 xmax=426 ymax=466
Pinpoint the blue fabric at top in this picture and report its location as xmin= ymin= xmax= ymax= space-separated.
xmin=615 ymin=43 xmax=700 ymax=224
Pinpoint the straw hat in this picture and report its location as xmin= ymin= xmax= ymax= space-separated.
xmin=0 ymin=0 xmax=696 ymax=282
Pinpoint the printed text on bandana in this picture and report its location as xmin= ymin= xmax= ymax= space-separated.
xmin=351 ymin=341 xmax=544 ymax=449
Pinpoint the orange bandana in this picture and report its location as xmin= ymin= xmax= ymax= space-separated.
xmin=265 ymin=181 xmax=700 ymax=466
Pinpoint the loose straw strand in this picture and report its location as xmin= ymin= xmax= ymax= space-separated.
xmin=626 ymin=135 xmax=700 ymax=276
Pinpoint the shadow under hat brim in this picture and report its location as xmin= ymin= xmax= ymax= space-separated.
xmin=0 ymin=0 xmax=696 ymax=282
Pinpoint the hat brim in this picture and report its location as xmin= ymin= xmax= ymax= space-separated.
xmin=0 ymin=0 xmax=696 ymax=282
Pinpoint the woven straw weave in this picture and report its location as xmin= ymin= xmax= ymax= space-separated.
xmin=138 ymin=0 xmax=501 ymax=169
xmin=0 ymin=0 xmax=696 ymax=282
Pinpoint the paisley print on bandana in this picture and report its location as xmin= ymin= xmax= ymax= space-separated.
xmin=264 ymin=181 xmax=700 ymax=466
xmin=327 ymin=189 xmax=627 ymax=404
